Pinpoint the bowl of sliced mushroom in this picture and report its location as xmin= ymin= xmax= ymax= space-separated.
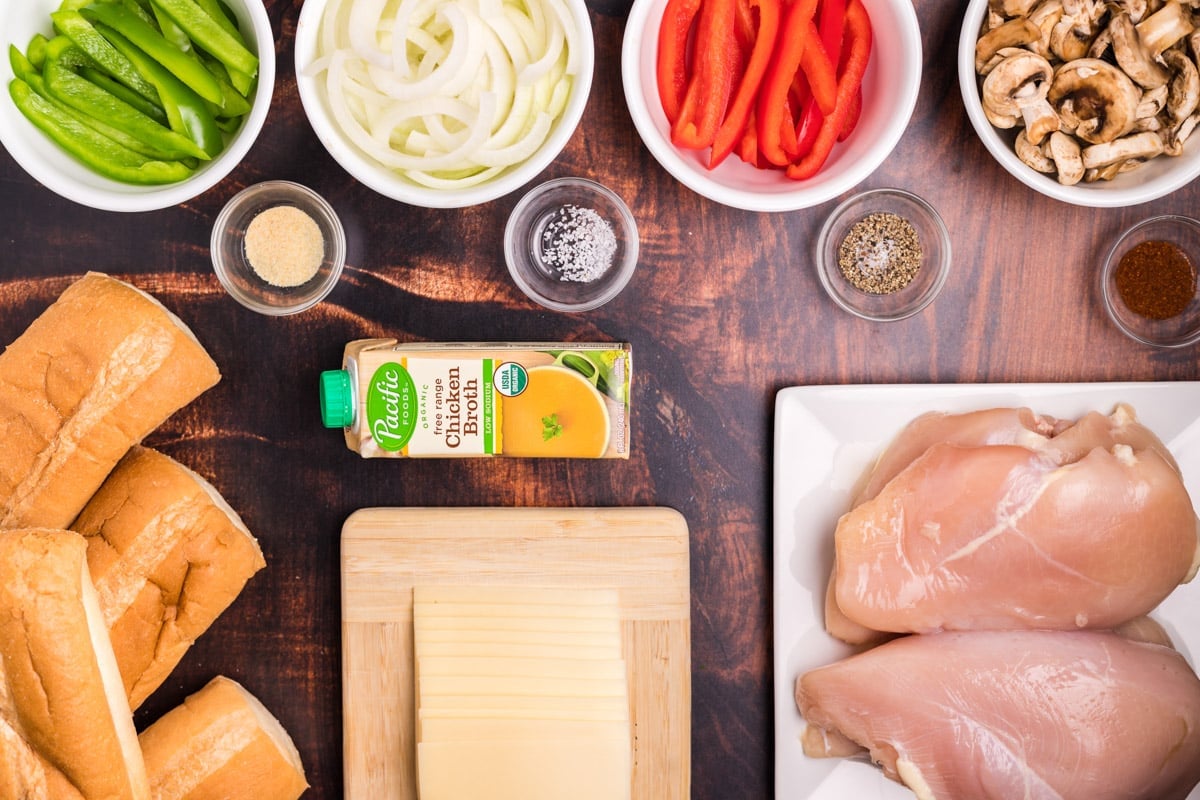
xmin=959 ymin=0 xmax=1200 ymax=206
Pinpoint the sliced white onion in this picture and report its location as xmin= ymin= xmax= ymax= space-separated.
xmin=312 ymin=0 xmax=581 ymax=185
xmin=347 ymin=0 xmax=392 ymax=67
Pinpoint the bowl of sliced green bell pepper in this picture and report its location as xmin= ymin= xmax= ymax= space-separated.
xmin=0 ymin=0 xmax=273 ymax=212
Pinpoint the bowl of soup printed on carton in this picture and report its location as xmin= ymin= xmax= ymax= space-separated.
xmin=320 ymin=340 xmax=632 ymax=458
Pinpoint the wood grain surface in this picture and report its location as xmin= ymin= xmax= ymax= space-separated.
xmin=3 ymin=0 xmax=1200 ymax=798
xmin=340 ymin=507 xmax=689 ymax=800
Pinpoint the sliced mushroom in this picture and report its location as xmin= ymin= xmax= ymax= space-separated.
xmin=1050 ymin=0 xmax=1107 ymax=60
xmin=1048 ymin=58 xmax=1143 ymax=142
xmin=1029 ymin=0 xmax=1067 ymax=56
xmin=1136 ymin=83 xmax=1170 ymax=116
xmin=1029 ymin=0 xmax=1065 ymax=25
xmin=1049 ymin=130 xmax=1086 ymax=182
xmin=983 ymin=51 xmax=1056 ymax=128
xmin=1164 ymin=107 xmax=1200 ymax=152
xmin=1016 ymin=129 xmax=1059 ymax=170
xmin=980 ymin=45 xmax=1038 ymax=75
xmin=1162 ymin=48 xmax=1200 ymax=124
xmin=1025 ymin=97 xmax=1064 ymax=141
xmin=1088 ymin=25 xmax=1115 ymax=57
xmin=1085 ymin=160 xmax=1127 ymax=179
xmin=1125 ymin=0 xmax=1151 ymax=20
xmin=1188 ymin=27 xmax=1200 ymax=60
xmin=1080 ymin=129 xmax=1164 ymax=166
xmin=991 ymin=0 xmax=1044 ymax=15
xmin=1135 ymin=0 xmax=1195 ymax=56
xmin=976 ymin=17 xmax=1043 ymax=73
xmin=1110 ymin=10 xmax=1171 ymax=87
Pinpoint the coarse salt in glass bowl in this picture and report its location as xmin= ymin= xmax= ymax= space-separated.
xmin=815 ymin=188 xmax=952 ymax=322
xmin=504 ymin=177 xmax=639 ymax=312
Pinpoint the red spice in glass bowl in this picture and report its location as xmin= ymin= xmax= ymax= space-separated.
xmin=1113 ymin=240 xmax=1197 ymax=321
xmin=1100 ymin=215 xmax=1200 ymax=348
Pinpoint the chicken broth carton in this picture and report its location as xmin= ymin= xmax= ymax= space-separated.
xmin=320 ymin=340 xmax=631 ymax=458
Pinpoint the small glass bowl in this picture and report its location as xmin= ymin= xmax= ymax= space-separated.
xmin=504 ymin=177 xmax=639 ymax=312
xmin=815 ymin=188 xmax=952 ymax=322
xmin=1100 ymin=215 xmax=1200 ymax=349
xmin=211 ymin=180 xmax=346 ymax=315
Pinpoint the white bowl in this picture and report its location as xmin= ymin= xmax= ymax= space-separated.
xmin=958 ymin=0 xmax=1200 ymax=208
xmin=0 ymin=0 xmax=274 ymax=213
xmin=294 ymin=0 xmax=595 ymax=209
xmin=621 ymin=0 xmax=922 ymax=213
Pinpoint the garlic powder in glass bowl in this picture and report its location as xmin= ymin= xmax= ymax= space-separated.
xmin=211 ymin=180 xmax=346 ymax=315
xmin=504 ymin=177 xmax=639 ymax=312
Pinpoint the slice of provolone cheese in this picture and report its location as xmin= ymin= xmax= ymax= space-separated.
xmin=413 ymin=585 xmax=631 ymax=800
xmin=417 ymin=739 xmax=630 ymax=800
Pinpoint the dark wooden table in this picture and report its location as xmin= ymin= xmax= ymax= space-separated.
xmin=3 ymin=0 xmax=1200 ymax=797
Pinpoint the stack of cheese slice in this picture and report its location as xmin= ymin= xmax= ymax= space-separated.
xmin=414 ymin=585 xmax=632 ymax=800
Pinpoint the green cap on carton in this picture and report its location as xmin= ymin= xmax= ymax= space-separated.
xmin=320 ymin=369 xmax=354 ymax=428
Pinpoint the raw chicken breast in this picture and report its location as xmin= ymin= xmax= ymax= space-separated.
xmin=850 ymin=404 xmax=1177 ymax=507
xmin=834 ymin=442 xmax=1200 ymax=634
xmin=826 ymin=403 xmax=1184 ymax=643
xmin=795 ymin=630 xmax=1200 ymax=800
xmin=851 ymin=407 xmax=1070 ymax=507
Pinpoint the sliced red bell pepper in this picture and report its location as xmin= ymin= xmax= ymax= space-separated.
xmin=792 ymin=99 xmax=822 ymax=158
xmin=786 ymin=0 xmax=871 ymax=181
xmin=799 ymin=20 xmax=836 ymax=116
xmin=755 ymin=0 xmax=817 ymax=166
xmin=816 ymin=0 xmax=847 ymax=69
xmin=671 ymin=0 xmax=739 ymax=149
xmin=779 ymin=89 xmax=800 ymax=157
xmin=708 ymin=0 xmax=781 ymax=168
xmin=733 ymin=0 xmax=757 ymax=52
xmin=656 ymin=0 xmax=702 ymax=125
xmin=838 ymin=85 xmax=862 ymax=141
xmin=787 ymin=0 xmax=854 ymax=158
xmin=736 ymin=106 xmax=760 ymax=165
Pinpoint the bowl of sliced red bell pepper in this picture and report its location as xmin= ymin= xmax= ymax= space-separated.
xmin=622 ymin=0 xmax=921 ymax=212
xmin=0 ymin=0 xmax=273 ymax=212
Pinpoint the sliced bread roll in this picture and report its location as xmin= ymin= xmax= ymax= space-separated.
xmin=72 ymin=447 xmax=266 ymax=710
xmin=0 ymin=528 xmax=149 ymax=800
xmin=0 ymin=272 xmax=220 ymax=530
xmin=140 ymin=676 xmax=308 ymax=800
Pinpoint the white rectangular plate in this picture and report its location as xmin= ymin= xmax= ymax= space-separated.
xmin=773 ymin=382 xmax=1200 ymax=800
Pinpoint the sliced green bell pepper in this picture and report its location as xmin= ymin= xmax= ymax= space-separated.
xmin=97 ymin=23 xmax=224 ymax=158
xmin=9 ymin=77 xmax=193 ymax=185
xmin=44 ymin=50 xmax=210 ymax=160
xmin=26 ymin=34 xmax=50 ymax=71
xmin=13 ymin=45 xmax=169 ymax=160
xmin=81 ymin=2 xmax=224 ymax=106
xmin=190 ymin=0 xmax=254 ymax=95
xmin=79 ymin=64 xmax=168 ymax=124
xmin=50 ymin=9 xmax=159 ymax=102
xmin=197 ymin=52 xmax=250 ymax=117
xmin=148 ymin=0 xmax=257 ymax=78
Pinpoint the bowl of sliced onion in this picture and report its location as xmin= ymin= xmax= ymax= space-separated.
xmin=295 ymin=0 xmax=594 ymax=208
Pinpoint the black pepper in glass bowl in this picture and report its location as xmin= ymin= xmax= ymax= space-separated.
xmin=816 ymin=188 xmax=952 ymax=322
xmin=1101 ymin=215 xmax=1200 ymax=348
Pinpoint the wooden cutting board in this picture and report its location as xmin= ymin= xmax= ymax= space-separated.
xmin=341 ymin=506 xmax=691 ymax=800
